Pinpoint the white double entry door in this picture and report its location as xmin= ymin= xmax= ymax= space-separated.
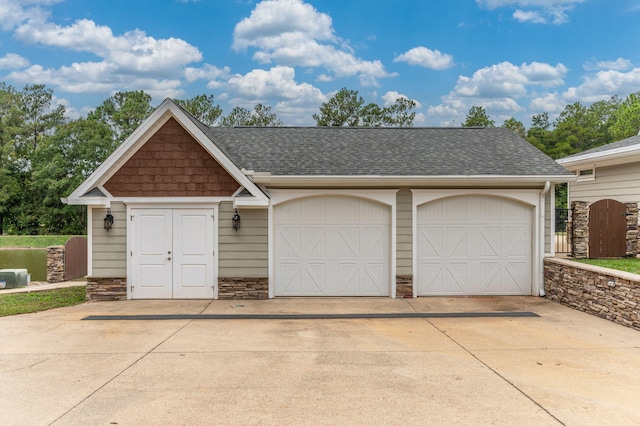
xmin=130 ymin=208 xmax=215 ymax=299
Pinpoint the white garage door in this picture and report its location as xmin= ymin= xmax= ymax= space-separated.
xmin=275 ymin=196 xmax=390 ymax=296
xmin=417 ymin=195 xmax=532 ymax=296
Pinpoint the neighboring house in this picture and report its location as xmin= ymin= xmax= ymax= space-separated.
xmin=65 ymin=99 xmax=573 ymax=301
xmin=557 ymin=133 xmax=640 ymax=258
xmin=557 ymin=133 xmax=640 ymax=204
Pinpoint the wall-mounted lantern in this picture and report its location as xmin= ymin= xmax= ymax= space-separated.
xmin=104 ymin=208 xmax=114 ymax=231
xmin=232 ymin=209 xmax=241 ymax=231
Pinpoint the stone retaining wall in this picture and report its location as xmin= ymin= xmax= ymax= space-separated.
xmin=46 ymin=246 xmax=65 ymax=283
xmin=544 ymin=257 xmax=640 ymax=330
xmin=218 ymin=278 xmax=269 ymax=299
xmin=86 ymin=278 xmax=127 ymax=302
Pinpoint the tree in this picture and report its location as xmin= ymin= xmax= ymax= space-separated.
xmin=313 ymin=88 xmax=367 ymax=126
xmin=219 ymin=103 xmax=283 ymax=127
xmin=0 ymin=83 xmax=22 ymax=234
xmin=462 ymin=106 xmax=494 ymax=127
xmin=383 ymin=97 xmax=417 ymax=127
xmin=88 ymin=90 xmax=154 ymax=144
xmin=502 ymin=117 xmax=526 ymax=139
xmin=28 ymin=118 xmax=115 ymax=233
xmin=527 ymin=112 xmax=553 ymax=154
xmin=174 ymin=94 xmax=222 ymax=126
xmin=547 ymin=99 xmax=618 ymax=158
xmin=17 ymin=85 xmax=65 ymax=154
xmin=313 ymin=88 xmax=416 ymax=127
xmin=609 ymin=92 xmax=640 ymax=140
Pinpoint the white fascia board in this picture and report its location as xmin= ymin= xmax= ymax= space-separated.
xmin=233 ymin=198 xmax=270 ymax=208
xmin=65 ymin=196 xmax=110 ymax=206
xmin=256 ymin=174 xmax=575 ymax=187
xmin=557 ymin=144 xmax=640 ymax=168
xmin=66 ymin=98 xmax=269 ymax=206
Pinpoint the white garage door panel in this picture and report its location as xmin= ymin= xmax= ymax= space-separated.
xmin=417 ymin=195 xmax=532 ymax=296
xmin=275 ymin=196 xmax=390 ymax=296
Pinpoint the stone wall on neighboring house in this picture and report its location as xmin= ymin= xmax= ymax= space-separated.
xmin=625 ymin=202 xmax=639 ymax=256
xmin=569 ymin=201 xmax=640 ymax=258
xmin=545 ymin=257 xmax=640 ymax=331
xmin=569 ymin=201 xmax=589 ymax=258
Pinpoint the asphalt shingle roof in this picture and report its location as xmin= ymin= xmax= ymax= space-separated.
xmin=195 ymin=126 xmax=570 ymax=177
xmin=560 ymin=133 xmax=640 ymax=160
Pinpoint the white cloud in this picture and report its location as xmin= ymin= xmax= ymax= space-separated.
xmin=0 ymin=53 xmax=29 ymax=69
xmin=477 ymin=0 xmax=583 ymax=8
xmin=184 ymin=64 xmax=232 ymax=89
xmin=583 ymin=58 xmax=633 ymax=72
xmin=232 ymin=0 xmax=395 ymax=86
xmin=381 ymin=91 xmax=422 ymax=108
xmin=513 ymin=9 xmax=547 ymax=23
xmin=563 ymin=68 xmax=640 ymax=103
xmin=529 ymin=92 xmax=565 ymax=113
xmin=426 ymin=61 xmax=567 ymax=125
xmin=2 ymin=3 xmax=215 ymax=102
xmin=14 ymin=18 xmax=202 ymax=74
xmin=224 ymin=65 xmax=327 ymax=125
xmin=7 ymin=63 xmax=185 ymax=101
xmin=226 ymin=66 xmax=324 ymax=101
xmin=0 ymin=0 xmax=60 ymax=31
xmin=393 ymin=46 xmax=454 ymax=70
xmin=452 ymin=61 xmax=566 ymax=99
xmin=477 ymin=0 xmax=585 ymax=24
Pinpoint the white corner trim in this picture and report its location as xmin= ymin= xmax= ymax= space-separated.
xmin=87 ymin=207 xmax=93 ymax=277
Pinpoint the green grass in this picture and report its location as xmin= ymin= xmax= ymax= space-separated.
xmin=575 ymin=258 xmax=640 ymax=275
xmin=0 ymin=235 xmax=83 ymax=248
xmin=0 ymin=286 xmax=86 ymax=317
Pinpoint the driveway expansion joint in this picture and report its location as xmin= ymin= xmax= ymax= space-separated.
xmin=82 ymin=312 xmax=540 ymax=320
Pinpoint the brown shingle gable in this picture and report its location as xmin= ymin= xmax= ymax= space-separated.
xmin=104 ymin=118 xmax=239 ymax=197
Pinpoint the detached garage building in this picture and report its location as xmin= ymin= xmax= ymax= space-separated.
xmin=65 ymin=99 xmax=573 ymax=301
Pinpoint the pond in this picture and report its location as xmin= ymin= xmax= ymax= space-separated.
xmin=0 ymin=249 xmax=47 ymax=281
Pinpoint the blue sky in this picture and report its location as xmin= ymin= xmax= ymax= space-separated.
xmin=1 ymin=0 xmax=639 ymax=126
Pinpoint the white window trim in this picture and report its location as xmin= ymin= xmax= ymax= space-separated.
xmin=268 ymin=189 xmax=399 ymax=299
xmin=576 ymin=168 xmax=595 ymax=182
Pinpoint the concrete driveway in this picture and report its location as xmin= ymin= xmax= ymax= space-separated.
xmin=1 ymin=297 xmax=639 ymax=425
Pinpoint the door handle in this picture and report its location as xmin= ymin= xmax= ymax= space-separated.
xmin=167 ymin=256 xmax=172 ymax=261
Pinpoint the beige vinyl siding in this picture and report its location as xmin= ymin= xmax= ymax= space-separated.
xmin=218 ymin=201 xmax=268 ymax=277
xmin=396 ymin=188 xmax=412 ymax=276
xmin=91 ymin=202 xmax=127 ymax=277
xmin=569 ymin=163 xmax=640 ymax=204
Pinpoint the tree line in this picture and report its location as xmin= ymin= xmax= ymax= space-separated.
xmin=0 ymin=81 xmax=638 ymax=235
xmin=461 ymin=94 xmax=640 ymax=160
